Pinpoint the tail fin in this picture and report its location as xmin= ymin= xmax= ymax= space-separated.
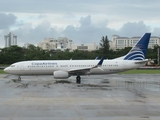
xmin=123 ymin=33 xmax=151 ymax=60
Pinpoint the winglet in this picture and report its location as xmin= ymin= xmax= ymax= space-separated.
xmin=97 ymin=56 xmax=105 ymax=66
xmin=91 ymin=56 xmax=104 ymax=69
xmin=91 ymin=56 xmax=105 ymax=70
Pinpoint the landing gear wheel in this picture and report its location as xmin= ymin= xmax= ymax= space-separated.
xmin=76 ymin=75 xmax=81 ymax=84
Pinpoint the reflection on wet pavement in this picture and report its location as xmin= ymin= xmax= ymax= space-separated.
xmin=1 ymin=74 xmax=160 ymax=119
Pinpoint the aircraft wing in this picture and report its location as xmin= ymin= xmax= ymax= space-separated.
xmin=68 ymin=57 xmax=104 ymax=75
xmin=68 ymin=67 xmax=93 ymax=75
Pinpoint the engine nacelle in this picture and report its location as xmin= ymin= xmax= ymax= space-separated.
xmin=53 ymin=71 xmax=69 ymax=79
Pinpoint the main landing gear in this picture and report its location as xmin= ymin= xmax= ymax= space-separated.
xmin=18 ymin=76 xmax=21 ymax=81
xmin=76 ymin=75 xmax=81 ymax=84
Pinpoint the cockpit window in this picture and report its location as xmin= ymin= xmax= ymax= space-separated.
xmin=10 ymin=65 xmax=15 ymax=67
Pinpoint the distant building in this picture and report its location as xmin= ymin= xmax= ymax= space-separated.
xmin=38 ymin=37 xmax=73 ymax=51
xmin=71 ymin=43 xmax=99 ymax=51
xmin=110 ymin=35 xmax=160 ymax=50
xmin=23 ymin=43 xmax=32 ymax=48
xmin=4 ymin=32 xmax=17 ymax=47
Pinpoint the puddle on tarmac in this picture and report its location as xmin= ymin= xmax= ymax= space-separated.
xmin=100 ymin=74 xmax=160 ymax=92
xmin=3 ymin=74 xmax=160 ymax=91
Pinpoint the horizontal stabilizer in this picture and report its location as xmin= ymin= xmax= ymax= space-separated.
xmin=134 ymin=59 xmax=148 ymax=64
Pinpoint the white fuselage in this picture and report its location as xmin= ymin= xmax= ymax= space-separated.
xmin=4 ymin=60 xmax=146 ymax=76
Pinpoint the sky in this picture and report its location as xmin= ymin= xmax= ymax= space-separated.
xmin=0 ymin=0 xmax=160 ymax=48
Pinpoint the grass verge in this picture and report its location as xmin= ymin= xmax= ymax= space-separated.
xmin=0 ymin=69 xmax=6 ymax=74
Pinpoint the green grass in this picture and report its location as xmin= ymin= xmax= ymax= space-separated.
xmin=120 ymin=69 xmax=160 ymax=74
xmin=0 ymin=69 xmax=6 ymax=74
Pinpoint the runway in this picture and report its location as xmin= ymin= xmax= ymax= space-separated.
xmin=0 ymin=74 xmax=160 ymax=120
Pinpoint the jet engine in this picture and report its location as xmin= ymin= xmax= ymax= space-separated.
xmin=53 ymin=71 xmax=70 ymax=79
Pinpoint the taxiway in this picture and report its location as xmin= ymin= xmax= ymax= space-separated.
xmin=0 ymin=74 xmax=160 ymax=120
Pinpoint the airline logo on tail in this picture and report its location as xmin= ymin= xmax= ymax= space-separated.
xmin=124 ymin=33 xmax=151 ymax=60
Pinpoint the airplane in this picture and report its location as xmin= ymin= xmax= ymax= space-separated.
xmin=4 ymin=33 xmax=151 ymax=84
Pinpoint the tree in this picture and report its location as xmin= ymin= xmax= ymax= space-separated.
xmin=0 ymin=46 xmax=25 ymax=64
xmin=100 ymin=36 xmax=110 ymax=54
xmin=99 ymin=36 xmax=110 ymax=57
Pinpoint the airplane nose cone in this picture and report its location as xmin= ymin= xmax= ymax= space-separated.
xmin=4 ymin=67 xmax=10 ymax=73
xmin=4 ymin=67 xmax=8 ymax=73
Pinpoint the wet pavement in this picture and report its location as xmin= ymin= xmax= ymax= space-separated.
xmin=0 ymin=74 xmax=160 ymax=120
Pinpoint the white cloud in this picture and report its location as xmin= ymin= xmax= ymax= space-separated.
xmin=119 ymin=21 xmax=151 ymax=37
xmin=0 ymin=0 xmax=160 ymax=48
